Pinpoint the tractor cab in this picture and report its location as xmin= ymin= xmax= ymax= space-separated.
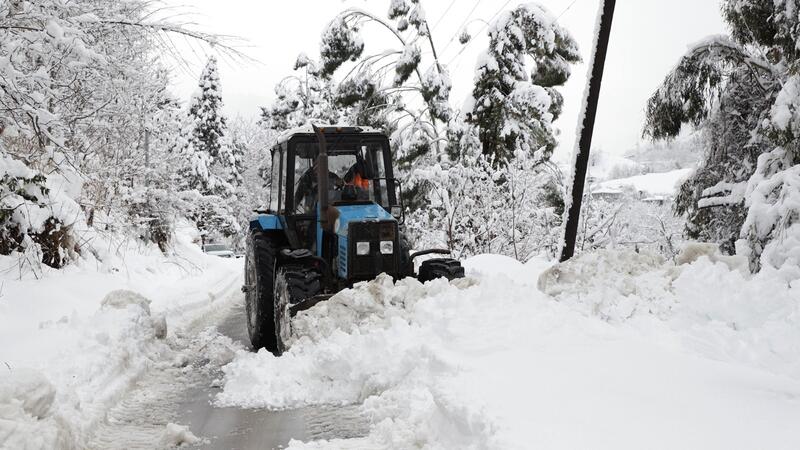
xmin=269 ymin=127 xmax=406 ymax=283
xmin=244 ymin=125 xmax=464 ymax=355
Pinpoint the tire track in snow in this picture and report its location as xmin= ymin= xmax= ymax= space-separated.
xmin=88 ymin=279 xmax=369 ymax=449
xmin=179 ymin=298 xmax=370 ymax=449
xmin=87 ymin=281 xmax=244 ymax=450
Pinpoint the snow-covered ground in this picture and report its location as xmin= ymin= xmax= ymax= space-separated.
xmin=0 ymin=230 xmax=241 ymax=449
xmin=598 ymin=168 xmax=693 ymax=197
xmin=3 ymin=233 xmax=799 ymax=449
xmin=217 ymin=250 xmax=800 ymax=449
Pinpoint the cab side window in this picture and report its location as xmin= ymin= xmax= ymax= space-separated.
xmin=269 ymin=148 xmax=283 ymax=213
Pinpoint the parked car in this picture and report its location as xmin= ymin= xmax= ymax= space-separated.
xmin=203 ymin=243 xmax=234 ymax=258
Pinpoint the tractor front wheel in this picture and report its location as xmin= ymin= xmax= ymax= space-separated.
xmin=244 ymin=232 xmax=279 ymax=352
xmin=418 ymin=258 xmax=465 ymax=283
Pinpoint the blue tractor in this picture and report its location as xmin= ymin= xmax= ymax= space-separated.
xmin=244 ymin=125 xmax=464 ymax=354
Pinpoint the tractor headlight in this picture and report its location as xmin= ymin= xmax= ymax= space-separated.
xmin=390 ymin=206 xmax=402 ymax=219
xmin=379 ymin=240 xmax=394 ymax=254
xmin=356 ymin=241 xmax=370 ymax=255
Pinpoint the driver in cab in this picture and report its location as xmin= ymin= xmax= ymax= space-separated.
xmin=294 ymin=159 xmax=370 ymax=213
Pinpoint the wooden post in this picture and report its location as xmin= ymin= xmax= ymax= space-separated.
xmin=560 ymin=0 xmax=616 ymax=262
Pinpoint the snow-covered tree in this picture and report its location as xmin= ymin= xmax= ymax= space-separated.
xmin=467 ymin=3 xmax=580 ymax=165
xmin=575 ymin=191 xmax=683 ymax=260
xmin=181 ymin=56 xmax=232 ymax=194
xmin=645 ymin=0 xmax=800 ymax=273
xmin=226 ymin=116 xmax=275 ymax=250
xmin=190 ymin=56 xmax=227 ymax=159
xmin=406 ymin=128 xmax=566 ymax=261
xmin=176 ymin=56 xmax=241 ymax=244
xmin=260 ymin=54 xmax=340 ymax=133
xmin=317 ymin=1 xmax=451 ymax=168
xmin=0 ymin=149 xmax=82 ymax=270
xmin=0 ymin=0 xmax=237 ymax=267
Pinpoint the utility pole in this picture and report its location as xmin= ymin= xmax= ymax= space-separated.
xmin=560 ymin=0 xmax=616 ymax=262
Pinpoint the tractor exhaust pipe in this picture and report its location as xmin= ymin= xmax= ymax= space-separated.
xmin=312 ymin=124 xmax=329 ymax=224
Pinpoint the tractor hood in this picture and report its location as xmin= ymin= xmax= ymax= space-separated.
xmin=329 ymin=203 xmax=399 ymax=280
xmin=332 ymin=203 xmax=395 ymax=236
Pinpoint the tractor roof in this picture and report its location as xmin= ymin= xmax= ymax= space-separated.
xmin=275 ymin=124 xmax=386 ymax=145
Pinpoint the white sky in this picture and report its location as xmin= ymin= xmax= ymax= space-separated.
xmin=166 ymin=0 xmax=726 ymax=159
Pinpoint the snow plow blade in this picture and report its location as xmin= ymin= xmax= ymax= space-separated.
xmin=288 ymin=294 xmax=332 ymax=317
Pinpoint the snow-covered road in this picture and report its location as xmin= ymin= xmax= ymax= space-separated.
xmin=86 ymin=277 xmax=368 ymax=449
xmin=216 ymin=250 xmax=800 ymax=449
xmin=3 ymin=242 xmax=800 ymax=449
xmin=175 ymin=303 xmax=368 ymax=449
xmin=0 ymin=230 xmax=372 ymax=449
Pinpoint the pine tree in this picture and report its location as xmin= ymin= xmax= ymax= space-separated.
xmin=183 ymin=56 xmax=230 ymax=194
xmin=645 ymin=0 xmax=800 ymax=272
xmin=468 ymin=3 xmax=580 ymax=165
xmin=176 ymin=56 xmax=241 ymax=244
xmin=190 ymin=56 xmax=227 ymax=160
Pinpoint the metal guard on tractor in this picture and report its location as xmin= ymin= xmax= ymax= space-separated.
xmin=243 ymin=125 xmax=464 ymax=355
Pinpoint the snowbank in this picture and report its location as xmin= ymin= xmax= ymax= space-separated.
xmin=0 ymin=230 xmax=241 ymax=449
xmin=218 ymin=251 xmax=800 ymax=449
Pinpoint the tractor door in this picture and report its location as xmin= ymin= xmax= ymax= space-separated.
xmin=363 ymin=140 xmax=402 ymax=220
xmin=285 ymin=144 xmax=318 ymax=251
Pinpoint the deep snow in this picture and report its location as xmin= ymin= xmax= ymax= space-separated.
xmin=217 ymin=251 xmax=800 ymax=449
xmin=0 ymin=229 xmax=241 ymax=449
xmin=2 ymin=235 xmax=798 ymax=449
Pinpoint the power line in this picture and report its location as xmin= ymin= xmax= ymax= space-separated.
xmin=556 ymin=0 xmax=580 ymax=20
xmin=485 ymin=0 xmax=514 ymax=25
xmin=445 ymin=0 xmax=512 ymax=66
xmin=431 ymin=0 xmax=458 ymax=32
xmin=440 ymin=0 xmax=485 ymax=56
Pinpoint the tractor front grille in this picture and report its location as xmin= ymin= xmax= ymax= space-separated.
xmin=347 ymin=221 xmax=399 ymax=280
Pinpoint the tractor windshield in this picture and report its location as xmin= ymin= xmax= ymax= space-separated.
xmin=292 ymin=142 xmax=392 ymax=214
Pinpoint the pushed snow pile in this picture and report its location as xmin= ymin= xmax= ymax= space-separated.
xmin=218 ymin=252 xmax=800 ymax=449
xmin=192 ymin=327 xmax=241 ymax=367
xmin=675 ymin=242 xmax=748 ymax=272
xmin=217 ymin=274 xmax=476 ymax=410
xmin=0 ymin=223 xmax=241 ymax=449
xmin=101 ymin=289 xmax=168 ymax=339
xmin=0 ymin=369 xmax=55 ymax=419
xmin=539 ymin=248 xmax=665 ymax=296
xmin=0 ymin=290 xmax=172 ymax=449
xmin=101 ymin=289 xmax=153 ymax=314
xmin=0 ymin=369 xmax=69 ymax=449
xmin=540 ymin=248 xmax=799 ymax=377
xmin=462 ymin=253 xmax=549 ymax=286
xmin=538 ymin=249 xmax=674 ymax=321
xmin=159 ymin=422 xmax=201 ymax=447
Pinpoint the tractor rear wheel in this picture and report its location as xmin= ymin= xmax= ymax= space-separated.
xmin=273 ymin=266 xmax=322 ymax=355
xmin=244 ymin=232 xmax=279 ymax=352
xmin=418 ymin=258 xmax=465 ymax=283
